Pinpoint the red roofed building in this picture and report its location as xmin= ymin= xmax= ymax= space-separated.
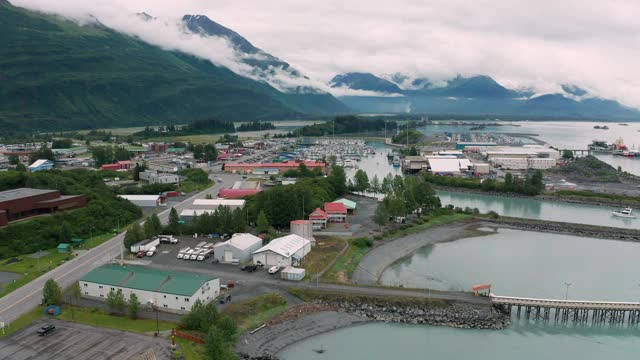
xmin=324 ymin=202 xmax=347 ymax=223
xmin=218 ymin=188 xmax=262 ymax=199
xmin=100 ymin=160 xmax=132 ymax=171
xmin=308 ymin=208 xmax=328 ymax=229
xmin=223 ymin=160 xmax=326 ymax=174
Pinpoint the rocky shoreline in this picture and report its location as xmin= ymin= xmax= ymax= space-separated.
xmin=328 ymin=300 xmax=510 ymax=330
xmin=236 ymin=300 xmax=510 ymax=359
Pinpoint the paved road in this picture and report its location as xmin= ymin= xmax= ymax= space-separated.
xmin=0 ymin=174 xmax=241 ymax=326
xmin=145 ymin=262 xmax=489 ymax=305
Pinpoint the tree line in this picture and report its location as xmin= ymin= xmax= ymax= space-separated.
xmin=284 ymin=115 xmax=398 ymax=137
xmin=422 ymin=170 xmax=545 ymax=195
xmin=236 ymin=121 xmax=276 ymax=132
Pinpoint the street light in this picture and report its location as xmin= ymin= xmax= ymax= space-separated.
xmin=148 ymin=299 xmax=159 ymax=336
xmin=564 ymin=282 xmax=572 ymax=300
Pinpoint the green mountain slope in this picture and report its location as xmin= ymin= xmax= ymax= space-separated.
xmin=0 ymin=2 xmax=307 ymax=132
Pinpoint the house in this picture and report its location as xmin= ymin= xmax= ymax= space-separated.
xmin=28 ymin=159 xmax=54 ymax=172
xmin=324 ymin=202 xmax=348 ymax=223
xmin=333 ymin=198 xmax=357 ymax=214
xmin=0 ymin=157 xmax=9 ymax=172
xmin=79 ymin=264 xmax=220 ymax=313
xmin=308 ymin=208 xmax=328 ymax=229
xmin=213 ymin=233 xmax=263 ymax=263
xmin=252 ymin=234 xmax=311 ymax=267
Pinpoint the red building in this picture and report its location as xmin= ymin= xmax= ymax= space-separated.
xmin=100 ymin=160 xmax=132 ymax=171
xmin=223 ymin=160 xmax=326 ymax=174
xmin=324 ymin=202 xmax=348 ymax=223
xmin=308 ymin=208 xmax=328 ymax=228
xmin=0 ymin=188 xmax=87 ymax=227
xmin=149 ymin=143 xmax=169 ymax=153
xmin=218 ymin=188 xmax=262 ymax=199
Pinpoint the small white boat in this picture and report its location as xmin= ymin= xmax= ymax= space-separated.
xmin=612 ymin=207 xmax=636 ymax=218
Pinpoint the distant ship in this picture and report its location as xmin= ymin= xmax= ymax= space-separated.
xmin=593 ymin=125 xmax=609 ymax=130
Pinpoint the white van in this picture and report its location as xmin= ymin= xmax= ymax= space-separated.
xmin=177 ymin=247 xmax=190 ymax=259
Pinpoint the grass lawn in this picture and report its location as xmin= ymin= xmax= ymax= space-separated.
xmin=0 ymin=306 xmax=45 ymax=338
xmin=57 ymin=306 xmax=176 ymax=334
xmin=0 ymin=231 xmax=118 ymax=299
xmin=0 ymin=251 xmax=72 ymax=298
xmin=389 ymin=213 xmax=472 ymax=238
xmin=302 ymin=236 xmax=345 ymax=280
xmin=174 ymin=337 xmax=204 ymax=360
xmin=322 ymin=244 xmax=368 ymax=283
xmin=222 ymin=293 xmax=288 ymax=332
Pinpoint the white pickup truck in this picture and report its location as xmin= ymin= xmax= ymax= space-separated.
xmin=158 ymin=235 xmax=178 ymax=244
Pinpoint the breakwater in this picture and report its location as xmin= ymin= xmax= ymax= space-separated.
xmin=482 ymin=217 xmax=640 ymax=241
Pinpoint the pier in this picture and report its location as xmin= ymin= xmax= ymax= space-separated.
xmin=491 ymin=294 xmax=640 ymax=326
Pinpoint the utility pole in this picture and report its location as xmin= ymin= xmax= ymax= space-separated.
xmin=37 ymin=250 xmax=41 ymax=273
xmin=564 ymin=282 xmax=572 ymax=300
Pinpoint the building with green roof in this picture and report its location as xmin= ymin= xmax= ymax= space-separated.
xmin=333 ymin=198 xmax=357 ymax=213
xmin=79 ymin=264 xmax=220 ymax=313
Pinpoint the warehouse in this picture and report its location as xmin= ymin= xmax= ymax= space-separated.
xmin=252 ymin=234 xmax=311 ymax=267
xmin=0 ymin=188 xmax=87 ymax=227
xmin=79 ymin=264 xmax=220 ymax=313
xmin=426 ymin=157 xmax=473 ymax=175
xmin=28 ymin=159 xmax=54 ymax=172
xmin=192 ymin=198 xmax=245 ymax=211
xmin=118 ymin=195 xmax=167 ymax=207
xmin=213 ymin=233 xmax=263 ymax=263
xmin=139 ymin=170 xmax=181 ymax=185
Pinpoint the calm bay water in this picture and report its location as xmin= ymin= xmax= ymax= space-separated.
xmin=436 ymin=190 xmax=640 ymax=229
xmin=281 ymin=228 xmax=640 ymax=359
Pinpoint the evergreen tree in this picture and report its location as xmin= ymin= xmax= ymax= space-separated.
xmin=373 ymin=204 xmax=389 ymax=229
xmin=43 ymin=278 xmax=63 ymax=305
xmin=128 ymin=293 xmax=141 ymax=319
xmin=256 ymin=210 xmax=270 ymax=233
xmin=328 ymin=165 xmax=347 ymax=196
xmin=353 ymin=169 xmax=370 ymax=192
xmin=106 ymin=288 xmax=126 ymax=314
xmin=217 ymin=314 xmax=237 ymax=343
xmin=205 ymin=326 xmax=229 ymax=360
xmin=168 ymin=208 xmax=180 ymax=234
xmin=59 ymin=221 xmax=73 ymax=242
xmin=15 ymin=163 xmax=27 ymax=172
xmin=370 ymin=175 xmax=381 ymax=195
xmin=124 ymin=222 xmax=144 ymax=248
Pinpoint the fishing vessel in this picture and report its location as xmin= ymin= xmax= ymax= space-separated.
xmin=611 ymin=207 xmax=635 ymax=218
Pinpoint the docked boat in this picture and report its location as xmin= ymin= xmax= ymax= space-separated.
xmin=343 ymin=159 xmax=355 ymax=168
xmin=392 ymin=156 xmax=400 ymax=167
xmin=612 ymin=207 xmax=636 ymax=218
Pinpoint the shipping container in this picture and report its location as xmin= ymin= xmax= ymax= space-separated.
xmin=280 ymin=266 xmax=306 ymax=281
xmin=130 ymin=238 xmax=160 ymax=253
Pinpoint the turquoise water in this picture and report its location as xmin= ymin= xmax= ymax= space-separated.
xmin=280 ymin=322 xmax=640 ymax=360
xmin=436 ymin=190 xmax=640 ymax=229
xmin=280 ymin=229 xmax=640 ymax=359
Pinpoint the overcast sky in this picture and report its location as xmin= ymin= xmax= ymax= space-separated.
xmin=12 ymin=0 xmax=640 ymax=107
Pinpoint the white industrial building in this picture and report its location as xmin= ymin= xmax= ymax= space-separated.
xmin=179 ymin=209 xmax=215 ymax=222
xmin=213 ymin=233 xmax=263 ymax=263
xmin=79 ymin=264 xmax=220 ymax=313
xmin=192 ymin=199 xmax=246 ymax=211
xmin=426 ymin=156 xmax=473 ymax=175
xmin=140 ymin=170 xmax=181 ymax=184
xmin=252 ymin=234 xmax=311 ymax=267
xmin=118 ymin=194 xmax=167 ymax=207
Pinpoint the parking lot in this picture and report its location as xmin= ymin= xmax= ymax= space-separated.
xmin=0 ymin=319 xmax=171 ymax=360
xmin=144 ymin=236 xmax=278 ymax=283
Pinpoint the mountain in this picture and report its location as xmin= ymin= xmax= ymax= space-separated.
xmin=330 ymin=73 xmax=403 ymax=94
xmin=332 ymin=72 xmax=640 ymax=120
xmin=0 ymin=3 xmax=346 ymax=133
xmin=180 ymin=14 xmax=348 ymax=113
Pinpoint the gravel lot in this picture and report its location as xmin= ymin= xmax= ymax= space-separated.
xmin=0 ymin=319 xmax=171 ymax=360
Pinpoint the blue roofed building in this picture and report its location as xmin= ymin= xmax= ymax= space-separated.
xmin=28 ymin=159 xmax=54 ymax=172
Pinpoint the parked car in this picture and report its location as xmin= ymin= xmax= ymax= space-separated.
xmin=245 ymin=264 xmax=258 ymax=272
xmin=37 ymin=325 xmax=55 ymax=336
xmin=268 ymin=266 xmax=281 ymax=274
xmin=219 ymin=295 xmax=232 ymax=304
xmin=227 ymin=281 xmax=236 ymax=288
xmin=136 ymin=251 xmax=146 ymax=258
xmin=255 ymin=261 xmax=265 ymax=268
xmin=231 ymin=259 xmax=240 ymax=265
xmin=240 ymin=265 xmax=249 ymax=271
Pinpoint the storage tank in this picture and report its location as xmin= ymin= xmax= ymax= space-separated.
xmin=290 ymin=220 xmax=314 ymax=245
